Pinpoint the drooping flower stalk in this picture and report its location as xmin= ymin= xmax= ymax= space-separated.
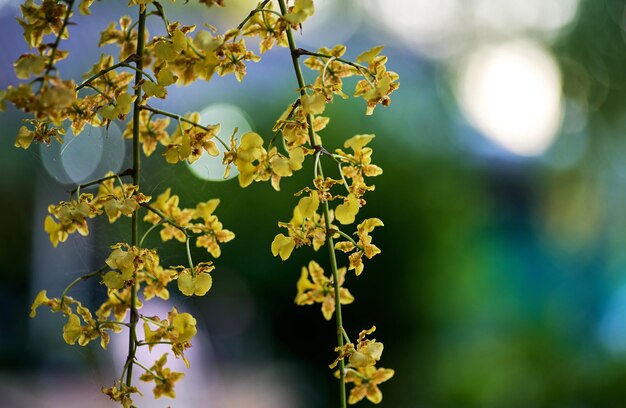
xmin=125 ymin=3 xmax=146 ymax=389
xmin=277 ymin=0 xmax=347 ymax=405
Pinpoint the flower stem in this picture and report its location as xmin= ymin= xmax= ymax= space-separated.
xmin=137 ymin=341 xmax=173 ymax=347
xmin=277 ymin=1 xmax=347 ymax=406
xmin=139 ymin=203 xmax=190 ymax=237
xmin=139 ymin=104 xmax=229 ymax=150
xmin=319 ymin=164 xmax=348 ymax=408
xmin=186 ymin=237 xmax=195 ymax=276
xmin=70 ymin=168 xmax=132 ymax=197
xmin=75 ymin=56 xmax=152 ymax=91
xmin=295 ymin=48 xmax=375 ymax=78
xmin=238 ymin=0 xmax=271 ymax=28
xmin=236 ymin=0 xmax=278 ymax=30
xmin=38 ymin=0 xmax=75 ymax=92
xmin=133 ymin=359 xmax=165 ymax=382
xmin=125 ymin=4 xmax=146 ymax=389
xmin=334 ymin=229 xmax=362 ymax=250
xmin=60 ymin=266 xmax=107 ymax=306
xmin=139 ymin=220 xmax=163 ymax=247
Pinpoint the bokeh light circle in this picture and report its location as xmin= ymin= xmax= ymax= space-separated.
xmin=186 ymin=103 xmax=253 ymax=181
xmin=299 ymin=0 xmax=362 ymax=48
xmin=456 ymin=41 xmax=563 ymax=157
xmin=40 ymin=122 xmax=125 ymax=184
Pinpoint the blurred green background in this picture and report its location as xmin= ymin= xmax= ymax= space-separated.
xmin=3 ymin=0 xmax=626 ymax=406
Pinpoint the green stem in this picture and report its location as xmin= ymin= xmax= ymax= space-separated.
xmin=320 ymin=56 xmax=336 ymax=89
xmin=236 ymin=0 xmax=278 ymax=30
xmin=186 ymin=238 xmax=196 ymax=276
xmin=321 ymin=171 xmax=348 ymax=408
xmin=314 ymin=151 xmax=321 ymax=180
xmin=125 ymin=5 xmax=146 ymax=389
xmin=278 ymin=1 xmax=347 ymax=406
xmin=334 ymin=229 xmax=362 ymax=251
xmin=70 ymin=168 xmax=132 ymax=197
xmin=151 ymin=1 xmax=171 ymax=34
xmin=345 ymin=367 xmax=367 ymax=380
xmin=139 ymin=314 xmax=168 ymax=327
xmin=139 ymin=220 xmax=163 ymax=247
xmin=341 ymin=327 xmax=351 ymax=344
xmin=76 ymin=57 xmax=153 ymax=91
xmin=139 ymin=203 xmax=190 ymax=237
xmin=82 ymin=84 xmax=116 ymax=104
xmin=336 ymin=162 xmax=351 ymax=194
xmin=295 ymin=48 xmax=376 ymax=78
xmin=60 ymin=266 xmax=107 ymax=306
xmin=98 ymin=321 xmax=132 ymax=329
xmin=119 ymin=358 xmax=132 ymax=387
xmin=137 ymin=341 xmax=173 ymax=347
xmin=140 ymin=104 xmax=229 ymax=150
xmin=133 ymin=359 xmax=165 ymax=382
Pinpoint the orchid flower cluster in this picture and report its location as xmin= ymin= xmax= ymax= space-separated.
xmin=3 ymin=0 xmax=398 ymax=406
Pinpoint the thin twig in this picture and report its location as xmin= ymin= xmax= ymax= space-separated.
xmin=236 ymin=0 xmax=273 ymax=30
xmin=76 ymin=56 xmax=145 ymax=91
xmin=140 ymin=104 xmax=229 ymax=149
xmin=277 ymin=1 xmax=347 ymax=406
xmin=60 ymin=266 xmax=107 ymax=307
xmin=139 ymin=203 xmax=190 ymax=238
xmin=38 ymin=0 xmax=75 ymax=92
xmin=294 ymin=48 xmax=376 ymax=79
xmin=69 ymin=168 xmax=132 ymax=196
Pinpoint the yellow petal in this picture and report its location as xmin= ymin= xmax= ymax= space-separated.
xmin=271 ymin=156 xmax=292 ymax=177
xmin=63 ymin=314 xmax=83 ymax=345
xmin=335 ymin=194 xmax=359 ymax=225
xmin=172 ymin=312 xmax=197 ymax=342
xmin=44 ymin=215 xmax=64 ymax=247
xmin=30 ymin=290 xmax=50 ymax=318
xmin=349 ymin=351 xmax=375 ymax=367
xmin=356 ymin=45 xmax=384 ymax=64
xmin=15 ymin=126 xmax=34 ymax=149
xmin=344 ymin=134 xmax=375 ymax=152
xmin=360 ymin=341 xmax=384 ymax=363
xmin=321 ymin=296 xmax=335 ymax=320
xmin=297 ymin=193 xmax=319 ymax=219
xmin=171 ymin=29 xmax=188 ymax=53
xmin=358 ymin=218 xmax=384 ymax=234
xmin=365 ymin=385 xmax=383 ymax=404
xmin=301 ymin=93 xmax=326 ymax=115
xmin=194 ymin=199 xmax=220 ymax=220
xmin=240 ymin=132 xmax=264 ymax=151
xmin=288 ymin=147 xmax=305 ymax=171
xmin=283 ymin=0 xmax=315 ymax=24
xmin=177 ymin=271 xmax=195 ymax=296
xmin=157 ymin=69 xmax=176 ymax=86
xmin=103 ymin=271 xmax=124 ymax=290
xmin=271 ymin=233 xmax=295 ymax=260
xmin=296 ymin=267 xmax=315 ymax=298
xmin=194 ymin=272 xmax=212 ymax=296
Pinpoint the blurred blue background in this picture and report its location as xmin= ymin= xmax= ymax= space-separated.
xmin=2 ymin=0 xmax=626 ymax=406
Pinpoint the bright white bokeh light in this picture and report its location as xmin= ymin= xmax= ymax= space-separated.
xmin=186 ymin=103 xmax=253 ymax=181
xmin=472 ymin=0 xmax=579 ymax=34
xmin=41 ymin=123 xmax=125 ymax=184
xmin=457 ymin=41 xmax=563 ymax=157
xmin=299 ymin=0 xmax=362 ymax=48
xmin=369 ymin=0 xmax=579 ymax=58
xmin=373 ymin=0 xmax=462 ymax=58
